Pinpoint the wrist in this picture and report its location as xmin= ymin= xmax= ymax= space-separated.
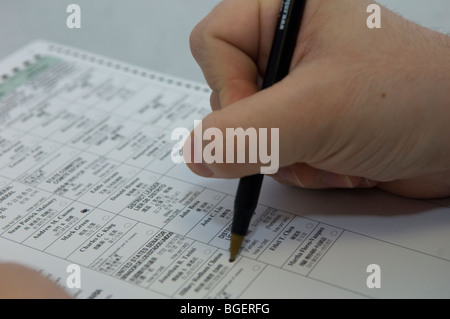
xmin=422 ymin=29 xmax=450 ymax=174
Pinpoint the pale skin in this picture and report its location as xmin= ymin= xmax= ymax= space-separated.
xmin=0 ymin=263 xmax=70 ymax=298
xmin=1 ymin=0 xmax=450 ymax=299
xmin=185 ymin=0 xmax=450 ymax=199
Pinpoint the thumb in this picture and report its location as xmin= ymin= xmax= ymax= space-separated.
xmin=183 ymin=78 xmax=321 ymax=179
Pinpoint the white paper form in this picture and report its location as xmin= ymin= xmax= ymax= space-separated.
xmin=0 ymin=40 xmax=449 ymax=299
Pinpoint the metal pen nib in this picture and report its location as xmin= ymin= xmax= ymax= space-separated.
xmin=229 ymin=234 xmax=244 ymax=262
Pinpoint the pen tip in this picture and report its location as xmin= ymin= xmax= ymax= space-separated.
xmin=229 ymin=234 xmax=245 ymax=263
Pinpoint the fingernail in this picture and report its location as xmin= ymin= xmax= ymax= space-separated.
xmin=322 ymin=173 xmax=354 ymax=188
xmin=183 ymin=135 xmax=213 ymax=177
xmin=276 ymin=167 xmax=305 ymax=187
xmin=188 ymin=162 xmax=213 ymax=177
xmin=359 ymin=178 xmax=377 ymax=188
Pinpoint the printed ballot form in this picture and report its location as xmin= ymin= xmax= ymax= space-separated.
xmin=0 ymin=41 xmax=448 ymax=299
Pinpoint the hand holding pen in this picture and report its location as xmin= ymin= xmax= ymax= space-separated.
xmin=186 ymin=0 xmax=450 ymax=241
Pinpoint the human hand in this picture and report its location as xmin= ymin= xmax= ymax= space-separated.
xmin=186 ymin=0 xmax=450 ymax=199
xmin=0 ymin=263 xmax=71 ymax=299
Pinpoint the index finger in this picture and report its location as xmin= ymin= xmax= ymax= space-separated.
xmin=189 ymin=0 xmax=282 ymax=107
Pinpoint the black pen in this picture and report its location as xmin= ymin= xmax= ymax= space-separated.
xmin=229 ymin=0 xmax=307 ymax=262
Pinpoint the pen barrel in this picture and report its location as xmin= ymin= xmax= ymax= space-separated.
xmin=232 ymin=174 xmax=264 ymax=236
xmin=231 ymin=0 xmax=306 ymax=241
xmin=262 ymin=0 xmax=307 ymax=89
